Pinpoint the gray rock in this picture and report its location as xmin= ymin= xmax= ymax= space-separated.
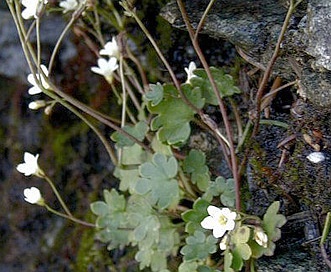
xmin=161 ymin=0 xmax=331 ymax=107
xmin=0 ymin=10 xmax=76 ymax=82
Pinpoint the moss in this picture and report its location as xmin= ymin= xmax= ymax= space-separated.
xmin=47 ymin=122 xmax=89 ymax=171
xmin=73 ymin=227 xmax=113 ymax=271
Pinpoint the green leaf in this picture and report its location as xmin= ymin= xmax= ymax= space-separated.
xmin=90 ymin=189 xmax=133 ymax=250
xmin=183 ymin=149 xmax=211 ymax=191
xmin=111 ymin=121 xmax=149 ymax=147
xmin=223 ymin=250 xmax=235 ymax=272
xmin=120 ymin=143 xmax=147 ymax=165
xmin=114 ymin=166 xmax=140 ymax=193
xmin=148 ymin=83 xmax=204 ymax=145
xmin=263 ymin=201 xmax=287 ymax=241
xmin=179 ymin=261 xmax=198 ymax=272
xmin=182 ymin=198 xmax=209 ymax=234
xmin=145 ymin=83 xmax=164 ymax=106
xmin=135 ymin=153 xmax=180 ymax=209
xmin=203 ymin=177 xmax=235 ymax=208
xmin=191 ymin=67 xmax=241 ymax=105
xmin=90 ymin=201 xmax=108 ymax=216
xmin=151 ymin=136 xmax=173 ymax=156
xmin=232 ymin=225 xmax=250 ymax=244
xmin=91 ymin=191 xmax=179 ymax=271
xmin=180 ymin=231 xmax=218 ymax=261
xmin=261 ymin=201 xmax=287 ymax=256
xmin=103 ymin=189 xmax=126 ymax=212
xmin=231 ymin=226 xmax=252 ymax=270
xmin=198 ymin=265 xmax=221 ymax=272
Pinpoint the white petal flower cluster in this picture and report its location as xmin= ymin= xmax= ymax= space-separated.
xmin=91 ymin=58 xmax=118 ymax=83
xmin=201 ymin=206 xmax=237 ymax=250
xmin=99 ymin=37 xmax=120 ymax=59
xmin=21 ymin=0 xmax=48 ymax=20
xmin=23 ymin=187 xmax=44 ymax=205
xmin=91 ymin=37 xmax=120 ymax=83
xmin=184 ymin=61 xmax=197 ymax=84
xmin=59 ymin=0 xmax=79 ymax=13
xmin=27 ymin=65 xmax=50 ymax=95
xmin=17 ymin=152 xmax=42 ymax=177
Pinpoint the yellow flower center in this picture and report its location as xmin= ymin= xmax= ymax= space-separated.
xmin=218 ymin=215 xmax=227 ymax=226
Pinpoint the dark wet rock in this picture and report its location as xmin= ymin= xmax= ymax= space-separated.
xmin=161 ymin=0 xmax=331 ymax=107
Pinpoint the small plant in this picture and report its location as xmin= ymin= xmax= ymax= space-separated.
xmin=6 ymin=0 xmax=299 ymax=270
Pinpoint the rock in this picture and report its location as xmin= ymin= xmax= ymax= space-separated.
xmin=161 ymin=0 xmax=331 ymax=107
xmin=0 ymin=10 xmax=76 ymax=82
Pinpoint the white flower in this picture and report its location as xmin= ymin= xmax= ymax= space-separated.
xmin=184 ymin=61 xmax=197 ymax=83
xmin=99 ymin=37 xmax=120 ymax=59
xmin=28 ymin=100 xmax=47 ymax=110
xmin=17 ymin=152 xmax=41 ymax=176
xmin=307 ymin=152 xmax=325 ymax=163
xmin=59 ymin=0 xmax=79 ymax=13
xmin=91 ymin=57 xmax=118 ymax=83
xmin=219 ymin=234 xmax=229 ymax=250
xmin=201 ymin=206 xmax=237 ymax=238
xmin=23 ymin=187 xmax=44 ymax=205
xmin=21 ymin=0 xmax=48 ymax=20
xmin=27 ymin=65 xmax=50 ymax=95
xmin=254 ymin=227 xmax=268 ymax=248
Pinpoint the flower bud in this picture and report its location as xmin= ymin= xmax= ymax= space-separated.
xmin=28 ymin=100 xmax=46 ymax=110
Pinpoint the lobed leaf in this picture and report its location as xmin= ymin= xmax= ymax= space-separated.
xmin=191 ymin=67 xmax=241 ymax=105
xmin=111 ymin=121 xmax=148 ymax=147
xmin=148 ymin=83 xmax=204 ymax=145
xmin=182 ymin=198 xmax=209 ymax=235
xmin=180 ymin=230 xmax=218 ymax=261
xmin=145 ymin=82 xmax=164 ymax=106
xmin=135 ymin=153 xmax=180 ymax=209
xmin=183 ymin=149 xmax=211 ymax=191
xmin=263 ymin=201 xmax=287 ymax=241
xmin=203 ymin=176 xmax=235 ymax=208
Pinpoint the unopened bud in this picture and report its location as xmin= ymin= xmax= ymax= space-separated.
xmin=28 ymin=100 xmax=46 ymax=110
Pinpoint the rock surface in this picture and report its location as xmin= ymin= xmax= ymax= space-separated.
xmin=161 ymin=0 xmax=331 ymax=107
xmin=0 ymin=10 xmax=76 ymax=82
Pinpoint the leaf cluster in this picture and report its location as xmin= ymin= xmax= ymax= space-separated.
xmin=91 ymin=189 xmax=180 ymax=271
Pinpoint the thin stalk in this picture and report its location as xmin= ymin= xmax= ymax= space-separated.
xmin=261 ymin=80 xmax=297 ymax=101
xmin=125 ymin=6 xmax=201 ymax=114
xmin=8 ymin=3 xmax=119 ymax=164
xmin=177 ymin=0 xmax=241 ymax=211
xmin=178 ymin=169 xmax=197 ymax=200
xmin=11 ymin=3 xmax=149 ymax=157
xmin=253 ymin=0 xmax=299 ymax=136
xmin=193 ymin=0 xmax=216 ymax=41
xmin=229 ymin=98 xmax=243 ymax=140
xmin=120 ymin=56 xmax=127 ymax=128
xmin=43 ymin=174 xmax=73 ymax=216
xmin=36 ymin=17 xmax=41 ymax=68
xmin=126 ymin=48 xmax=149 ymax=93
xmin=49 ymin=82 xmax=153 ymax=153
xmin=49 ymin=3 xmax=86 ymax=75
xmin=45 ymin=204 xmax=95 ymax=227
xmin=118 ymin=55 xmax=127 ymax=163
xmin=93 ymin=5 xmax=105 ymax=45
xmin=105 ymin=0 xmax=124 ymax=30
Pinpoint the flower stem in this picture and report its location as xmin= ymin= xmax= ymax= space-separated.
xmin=43 ymin=174 xmax=73 ymax=217
xmin=45 ymin=204 xmax=95 ymax=227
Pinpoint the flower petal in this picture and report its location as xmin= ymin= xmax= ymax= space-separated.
xmin=201 ymin=216 xmax=216 ymax=229
xmin=207 ymin=205 xmax=222 ymax=217
xmin=212 ymin=226 xmax=226 ymax=238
